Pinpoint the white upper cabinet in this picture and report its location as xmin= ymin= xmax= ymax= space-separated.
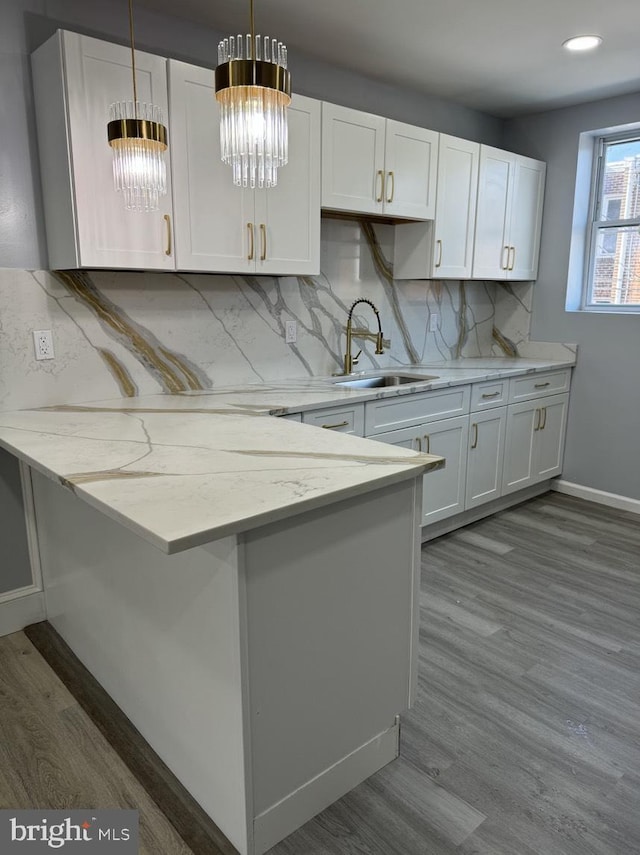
xmin=473 ymin=145 xmax=546 ymax=280
xmin=394 ymin=134 xmax=479 ymax=279
xmin=31 ymin=31 xmax=175 ymax=270
xmin=433 ymin=135 xmax=479 ymax=278
xmin=170 ymin=60 xmax=320 ymax=275
xmin=321 ymin=103 xmax=438 ymax=219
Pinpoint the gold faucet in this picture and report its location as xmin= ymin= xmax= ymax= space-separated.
xmin=341 ymin=299 xmax=390 ymax=375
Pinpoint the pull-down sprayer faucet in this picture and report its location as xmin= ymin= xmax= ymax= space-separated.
xmin=340 ymin=299 xmax=390 ymax=375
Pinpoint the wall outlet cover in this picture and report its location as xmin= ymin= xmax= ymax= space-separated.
xmin=429 ymin=313 xmax=439 ymax=333
xmin=33 ymin=329 xmax=55 ymax=360
xmin=285 ymin=320 xmax=297 ymax=344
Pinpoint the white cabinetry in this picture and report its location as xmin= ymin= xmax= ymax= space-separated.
xmin=374 ymin=415 xmax=469 ymax=525
xmin=502 ymin=393 xmax=569 ymax=495
xmin=170 ymin=61 xmax=320 ymax=275
xmin=394 ymin=134 xmax=480 ymax=279
xmin=32 ymin=31 xmax=175 ymax=270
xmin=473 ymin=146 xmax=546 ymax=280
xmin=302 ymin=403 xmax=365 ymax=435
xmin=321 ymin=103 xmax=438 ymax=219
xmin=466 ymin=407 xmax=507 ymax=509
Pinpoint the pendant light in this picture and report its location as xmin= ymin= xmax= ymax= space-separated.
xmin=215 ymin=0 xmax=291 ymax=189
xmin=107 ymin=0 xmax=168 ymax=211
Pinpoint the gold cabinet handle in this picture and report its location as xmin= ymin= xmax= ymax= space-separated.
xmin=508 ymin=245 xmax=516 ymax=271
xmin=322 ymin=420 xmax=349 ymax=430
xmin=163 ymin=214 xmax=172 ymax=256
xmin=435 ymin=239 xmax=443 ymax=268
xmin=502 ymin=245 xmax=509 ymax=270
xmin=482 ymin=391 xmax=501 ymax=399
xmin=423 ymin=434 xmax=430 ymax=454
xmin=540 ymin=406 xmax=547 ymax=430
xmin=247 ymin=222 xmax=255 ymax=261
xmin=535 ymin=381 xmax=550 ymax=388
xmin=376 ymin=170 xmax=384 ymax=203
xmin=534 ymin=408 xmax=541 ymax=431
xmin=416 ymin=437 xmax=423 ymax=452
xmin=471 ymin=422 xmax=478 ymax=449
xmin=386 ymin=170 xmax=395 ymax=203
xmin=260 ymin=223 xmax=267 ymax=261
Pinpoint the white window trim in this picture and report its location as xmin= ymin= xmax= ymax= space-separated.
xmin=581 ymin=130 xmax=640 ymax=313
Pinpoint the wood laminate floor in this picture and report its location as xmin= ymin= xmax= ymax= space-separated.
xmin=1 ymin=492 xmax=639 ymax=854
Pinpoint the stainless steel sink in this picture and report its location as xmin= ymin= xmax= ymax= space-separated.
xmin=333 ymin=373 xmax=439 ymax=389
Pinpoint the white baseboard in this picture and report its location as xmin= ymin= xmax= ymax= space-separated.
xmin=253 ymin=722 xmax=400 ymax=855
xmin=0 ymin=590 xmax=46 ymax=638
xmin=551 ymin=479 xmax=640 ymax=515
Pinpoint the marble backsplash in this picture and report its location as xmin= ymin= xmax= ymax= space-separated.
xmin=0 ymin=218 xmax=563 ymax=412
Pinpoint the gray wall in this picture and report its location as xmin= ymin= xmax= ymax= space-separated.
xmin=0 ymin=450 xmax=32 ymax=594
xmin=2 ymin=0 xmax=503 ymax=271
xmin=504 ymin=92 xmax=640 ymax=500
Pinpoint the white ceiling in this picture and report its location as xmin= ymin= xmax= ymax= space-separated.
xmin=139 ymin=0 xmax=640 ymax=117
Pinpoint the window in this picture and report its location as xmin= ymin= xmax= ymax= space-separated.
xmin=585 ymin=134 xmax=640 ymax=309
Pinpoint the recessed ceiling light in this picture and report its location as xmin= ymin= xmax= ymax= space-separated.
xmin=562 ymin=35 xmax=603 ymax=52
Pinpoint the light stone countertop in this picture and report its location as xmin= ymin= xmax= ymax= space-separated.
xmin=0 ymin=356 xmax=574 ymax=554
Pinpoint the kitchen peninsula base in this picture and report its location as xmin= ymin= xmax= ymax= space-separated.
xmin=31 ymin=469 xmax=422 ymax=855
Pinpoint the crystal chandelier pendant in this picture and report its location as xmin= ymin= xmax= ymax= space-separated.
xmin=215 ymin=2 xmax=291 ymax=189
xmin=108 ymin=101 xmax=168 ymax=212
xmin=107 ymin=0 xmax=168 ymax=212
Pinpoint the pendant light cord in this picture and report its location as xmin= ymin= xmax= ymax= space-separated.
xmin=128 ymin=0 xmax=138 ymax=107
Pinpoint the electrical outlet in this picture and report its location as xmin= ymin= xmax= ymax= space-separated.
xmin=33 ymin=329 xmax=55 ymax=361
xmin=428 ymin=313 xmax=439 ymax=333
xmin=285 ymin=320 xmax=297 ymax=344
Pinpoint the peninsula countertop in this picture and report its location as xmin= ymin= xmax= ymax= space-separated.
xmin=0 ymin=356 xmax=573 ymax=554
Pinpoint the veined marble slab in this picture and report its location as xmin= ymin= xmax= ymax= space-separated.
xmin=0 ymin=356 xmax=575 ymax=555
xmin=0 ymin=398 xmax=443 ymax=555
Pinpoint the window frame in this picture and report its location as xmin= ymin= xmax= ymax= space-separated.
xmin=583 ymin=130 xmax=640 ymax=312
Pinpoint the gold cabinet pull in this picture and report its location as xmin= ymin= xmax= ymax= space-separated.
xmin=435 ymin=239 xmax=443 ymax=268
xmin=416 ymin=437 xmax=423 ymax=452
xmin=501 ymin=245 xmax=509 ymax=270
xmin=386 ymin=170 xmax=395 ymax=203
xmin=247 ymin=222 xmax=255 ymax=261
xmin=540 ymin=406 xmax=547 ymax=430
xmin=424 ymin=434 xmax=430 ymax=454
xmin=534 ymin=408 xmax=541 ymax=431
xmin=508 ymin=245 xmax=516 ymax=271
xmin=322 ymin=420 xmax=349 ymax=430
xmin=163 ymin=214 xmax=172 ymax=256
xmin=471 ymin=422 xmax=478 ymax=449
xmin=535 ymin=381 xmax=550 ymax=389
xmin=482 ymin=391 xmax=501 ymax=399
xmin=260 ymin=223 xmax=267 ymax=261
xmin=376 ymin=170 xmax=384 ymax=203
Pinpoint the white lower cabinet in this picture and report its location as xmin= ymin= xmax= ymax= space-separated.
xmin=301 ymin=403 xmax=365 ymax=435
xmin=502 ymin=393 xmax=569 ymax=495
xmin=466 ymin=407 xmax=507 ymax=509
xmin=373 ymin=415 xmax=469 ymax=526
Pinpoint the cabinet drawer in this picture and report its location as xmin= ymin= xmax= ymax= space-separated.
xmin=302 ymin=403 xmax=365 ymax=435
xmin=365 ymin=386 xmax=470 ymax=435
xmin=508 ymin=370 xmax=571 ymax=403
xmin=278 ymin=412 xmax=302 ymax=422
xmin=470 ymin=380 xmax=507 ymax=412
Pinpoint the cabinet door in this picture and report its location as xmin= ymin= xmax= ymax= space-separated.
xmin=502 ymin=401 xmax=537 ymax=495
xmin=433 ymin=135 xmax=479 ymax=278
xmin=420 ymin=416 xmax=469 ymax=524
xmin=466 ymin=407 xmax=506 ymax=509
xmin=507 ymin=156 xmax=546 ymax=280
xmin=383 ymin=121 xmax=438 ymax=220
xmin=321 ymin=103 xmax=386 ymax=214
xmin=472 ymin=146 xmax=513 ymax=279
xmin=62 ymin=32 xmax=175 ymax=269
xmin=169 ymin=60 xmax=253 ymax=273
xmin=255 ymin=95 xmax=321 ymax=275
xmin=534 ymin=394 xmax=568 ymax=480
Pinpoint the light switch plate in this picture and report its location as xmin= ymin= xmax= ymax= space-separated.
xmin=428 ymin=313 xmax=439 ymax=333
